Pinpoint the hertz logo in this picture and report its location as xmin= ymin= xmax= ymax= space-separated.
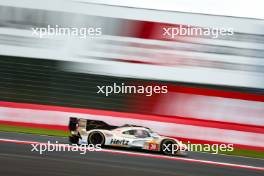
xmin=110 ymin=139 xmax=129 ymax=145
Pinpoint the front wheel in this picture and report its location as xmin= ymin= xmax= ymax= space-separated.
xmin=161 ymin=139 xmax=178 ymax=156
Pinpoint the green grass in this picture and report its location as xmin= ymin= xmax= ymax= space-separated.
xmin=0 ymin=124 xmax=263 ymax=159
xmin=0 ymin=124 xmax=69 ymax=137
xmin=219 ymin=148 xmax=264 ymax=159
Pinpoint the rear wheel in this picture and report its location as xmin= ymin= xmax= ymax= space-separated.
xmin=88 ymin=131 xmax=105 ymax=146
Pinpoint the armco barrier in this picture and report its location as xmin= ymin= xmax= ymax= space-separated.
xmin=0 ymin=101 xmax=263 ymax=151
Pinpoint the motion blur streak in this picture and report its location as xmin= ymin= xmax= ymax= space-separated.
xmin=0 ymin=1 xmax=263 ymax=176
xmin=0 ymin=1 xmax=264 ymax=88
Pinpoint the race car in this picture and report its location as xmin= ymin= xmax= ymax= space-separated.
xmin=68 ymin=117 xmax=188 ymax=156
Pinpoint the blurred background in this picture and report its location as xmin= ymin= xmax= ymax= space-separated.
xmin=0 ymin=0 xmax=263 ymax=151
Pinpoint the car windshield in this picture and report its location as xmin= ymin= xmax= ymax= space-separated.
xmin=135 ymin=130 xmax=150 ymax=138
xmin=123 ymin=129 xmax=150 ymax=138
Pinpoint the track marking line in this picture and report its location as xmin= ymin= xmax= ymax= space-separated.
xmin=0 ymin=138 xmax=263 ymax=171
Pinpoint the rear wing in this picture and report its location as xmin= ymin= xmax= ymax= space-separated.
xmin=68 ymin=117 xmax=118 ymax=132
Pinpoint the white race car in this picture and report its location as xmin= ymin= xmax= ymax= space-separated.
xmin=68 ymin=117 xmax=187 ymax=156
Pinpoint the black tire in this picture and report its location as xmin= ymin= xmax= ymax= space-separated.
xmin=88 ymin=131 xmax=105 ymax=146
xmin=161 ymin=139 xmax=178 ymax=156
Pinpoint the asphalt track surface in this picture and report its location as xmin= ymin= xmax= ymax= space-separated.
xmin=0 ymin=132 xmax=263 ymax=176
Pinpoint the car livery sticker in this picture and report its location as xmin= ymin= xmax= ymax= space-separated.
xmin=110 ymin=139 xmax=129 ymax=145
